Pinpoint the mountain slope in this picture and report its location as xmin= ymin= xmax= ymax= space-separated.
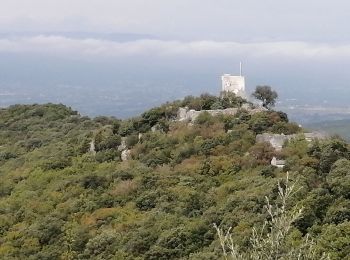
xmin=0 ymin=98 xmax=349 ymax=259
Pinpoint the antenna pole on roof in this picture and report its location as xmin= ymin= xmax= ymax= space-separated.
xmin=239 ymin=62 xmax=242 ymax=76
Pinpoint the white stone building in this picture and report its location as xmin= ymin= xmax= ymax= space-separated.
xmin=271 ymin=156 xmax=286 ymax=168
xmin=221 ymin=74 xmax=246 ymax=98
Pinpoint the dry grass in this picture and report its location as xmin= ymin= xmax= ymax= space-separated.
xmin=109 ymin=180 xmax=138 ymax=197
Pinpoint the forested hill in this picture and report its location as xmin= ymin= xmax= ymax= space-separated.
xmin=0 ymin=97 xmax=349 ymax=259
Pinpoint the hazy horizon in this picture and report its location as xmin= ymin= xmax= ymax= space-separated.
xmin=1 ymin=1 xmax=350 ymax=122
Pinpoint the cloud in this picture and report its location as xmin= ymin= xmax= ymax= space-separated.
xmin=0 ymin=35 xmax=350 ymax=61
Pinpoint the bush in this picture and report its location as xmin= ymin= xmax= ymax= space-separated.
xmin=41 ymin=157 xmax=72 ymax=170
xmin=95 ymin=149 xmax=120 ymax=163
xmin=94 ymin=129 xmax=121 ymax=152
xmin=195 ymin=112 xmax=215 ymax=125
xmin=327 ymin=159 xmax=350 ymax=198
xmin=316 ymin=221 xmax=350 ymax=259
xmin=126 ymin=134 xmax=139 ymax=147
xmin=135 ymin=191 xmax=159 ymax=211
xmin=260 ymin=165 xmax=276 ymax=177
xmin=82 ymin=175 xmax=108 ymax=189
xmin=0 ymin=151 xmax=17 ymax=160
xmin=82 ymin=230 xmax=120 ymax=259
xmin=214 ymin=175 xmax=330 ymax=259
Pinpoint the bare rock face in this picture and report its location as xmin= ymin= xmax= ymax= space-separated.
xmin=241 ymin=103 xmax=251 ymax=110
xmin=177 ymin=104 xmax=267 ymax=122
xmin=177 ymin=107 xmax=239 ymax=122
xmin=304 ymin=132 xmax=328 ymax=141
xmin=256 ymin=133 xmax=294 ymax=151
xmin=256 ymin=132 xmax=328 ymax=151
xmin=121 ymin=149 xmax=131 ymax=161
xmin=89 ymin=140 xmax=96 ymax=155
xmin=118 ymin=138 xmax=127 ymax=152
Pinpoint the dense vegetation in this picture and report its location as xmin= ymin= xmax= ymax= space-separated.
xmin=0 ymin=96 xmax=349 ymax=259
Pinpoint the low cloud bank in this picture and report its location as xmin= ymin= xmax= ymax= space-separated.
xmin=0 ymin=35 xmax=350 ymax=60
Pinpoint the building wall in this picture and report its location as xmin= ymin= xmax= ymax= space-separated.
xmin=256 ymin=133 xmax=295 ymax=151
xmin=178 ymin=107 xmax=238 ymax=122
xmin=221 ymin=74 xmax=245 ymax=98
xmin=256 ymin=132 xmax=328 ymax=151
xmin=178 ymin=106 xmax=265 ymax=122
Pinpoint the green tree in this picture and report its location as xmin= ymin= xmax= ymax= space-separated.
xmin=252 ymin=86 xmax=278 ymax=109
xmin=327 ymin=159 xmax=350 ymax=198
xmin=220 ymin=91 xmax=246 ymax=108
xmin=214 ymin=175 xmax=329 ymax=260
xmin=316 ymin=221 xmax=350 ymax=259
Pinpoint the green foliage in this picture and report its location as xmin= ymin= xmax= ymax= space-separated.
xmin=260 ymin=165 xmax=277 ymax=178
xmin=195 ymin=111 xmax=216 ymax=125
xmin=126 ymin=134 xmax=139 ymax=147
xmin=135 ymin=191 xmax=159 ymax=211
xmin=327 ymin=159 xmax=350 ymax=198
xmin=308 ymin=138 xmax=349 ymax=174
xmin=246 ymin=110 xmax=300 ymax=135
xmin=315 ymin=221 xmax=350 ymax=259
xmin=81 ymin=230 xmax=121 ymax=259
xmin=95 ymin=149 xmax=121 ymax=163
xmin=249 ymin=142 xmax=275 ymax=164
xmin=94 ymin=127 xmax=121 ymax=152
xmin=0 ymin=102 xmax=348 ymax=259
xmin=214 ymin=176 xmax=329 ymax=259
xmin=252 ymin=85 xmax=278 ymax=109
xmin=181 ymin=92 xmax=247 ymax=111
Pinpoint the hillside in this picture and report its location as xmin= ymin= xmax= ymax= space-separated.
xmin=0 ymin=96 xmax=349 ymax=259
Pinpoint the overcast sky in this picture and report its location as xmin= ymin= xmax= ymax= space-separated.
xmin=1 ymin=0 xmax=349 ymax=42
xmin=1 ymin=1 xmax=350 ymax=60
xmin=1 ymin=1 xmax=350 ymax=118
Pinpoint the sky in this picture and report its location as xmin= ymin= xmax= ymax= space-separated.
xmin=2 ymin=0 xmax=350 ymax=64
xmin=1 ymin=0 xmax=349 ymax=42
xmin=0 ymin=1 xmax=350 ymax=119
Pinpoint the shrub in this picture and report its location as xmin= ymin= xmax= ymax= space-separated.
xmin=82 ymin=175 xmax=108 ymax=189
xmin=95 ymin=150 xmax=120 ymax=163
xmin=195 ymin=112 xmax=215 ymax=125
xmin=214 ymin=174 xmax=330 ymax=260
xmin=126 ymin=134 xmax=139 ymax=147
xmin=135 ymin=191 xmax=159 ymax=211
